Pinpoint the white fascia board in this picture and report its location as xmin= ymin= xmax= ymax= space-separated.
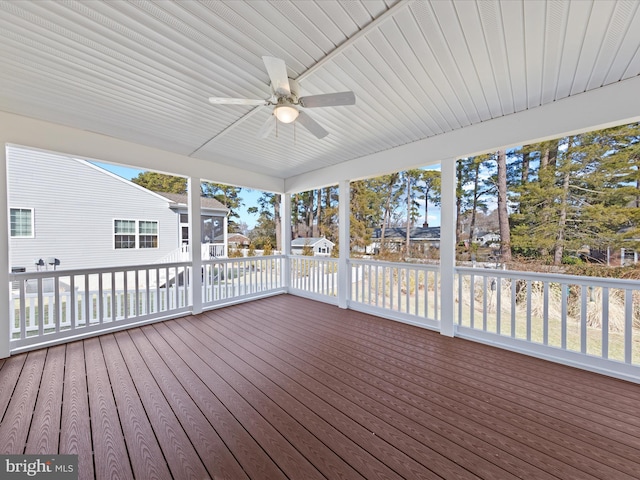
xmin=285 ymin=75 xmax=640 ymax=193
xmin=0 ymin=111 xmax=284 ymax=193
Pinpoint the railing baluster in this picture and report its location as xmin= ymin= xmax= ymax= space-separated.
xmin=561 ymin=283 xmax=568 ymax=350
xmin=625 ymin=289 xmax=633 ymax=364
xmin=482 ymin=275 xmax=488 ymax=331
xmin=469 ymin=273 xmax=475 ymax=329
xmin=37 ymin=278 xmax=44 ymax=337
xmin=543 ymin=281 xmax=549 ymax=345
xmin=110 ymin=272 xmax=116 ymax=321
xmin=526 ymin=281 xmax=532 ymax=342
xmin=54 ymin=276 xmax=61 ymax=333
xmin=19 ymin=279 xmax=26 ymax=339
xmin=84 ymin=274 xmax=90 ymax=327
xmin=580 ymin=285 xmax=588 ymax=354
xmin=414 ymin=269 xmax=419 ymax=316
xmin=602 ymin=287 xmax=609 ymax=359
xmin=496 ymin=277 xmax=501 ymax=334
xmin=70 ymin=275 xmax=76 ymax=331
xmin=510 ymin=277 xmax=516 ymax=338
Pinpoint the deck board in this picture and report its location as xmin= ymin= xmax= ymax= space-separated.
xmin=247 ymin=299 xmax=632 ymax=479
xmin=0 ymin=350 xmax=46 ymax=454
xmin=59 ymin=341 xmax=94 ymax=479
xmin=1 ymin=294 xmax=639 ymax=479
xmin=100 ymin=334 xmax=173 ymax=480
xmin=25 ymin=345 xmax=65 ymax=454
xmin=85 ymin=337 xmax=134 ymax=480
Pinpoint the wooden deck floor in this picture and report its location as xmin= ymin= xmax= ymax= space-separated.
xmin=1 ymin=294 xmax=639 ymax=479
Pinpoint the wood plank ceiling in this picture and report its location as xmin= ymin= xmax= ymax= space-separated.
xmin=0 ymin=0 xmax=639 ymax=181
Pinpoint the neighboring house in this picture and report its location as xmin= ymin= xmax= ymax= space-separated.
xmin=7 ymin=145 xmax=228 ymax=272
xmin=291 ymin=237 xmax=335 ymax=256
xmin=228 ymin=233 xmax=250 ymax=249
xmin=369 ymin=227 xmax=441 ymax=254
xmin=475 ymin=231 xmax=500 ymax=246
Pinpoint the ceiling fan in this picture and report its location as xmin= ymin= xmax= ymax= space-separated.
xmin=208 ymin=56 xmax=356 ymax=139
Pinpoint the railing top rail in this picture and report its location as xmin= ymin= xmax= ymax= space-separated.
xmin=9 ymin=261 xmax=191 ymax=280
xmin=349 ymin=257 xmax=440 ymax=271
xmin=455 ymin=266 xmax=640 ymax=288
xmin=203 ymin=254 xmax=286 ymax=265
xmin=287 ymin=255 xmax=337 ymax=262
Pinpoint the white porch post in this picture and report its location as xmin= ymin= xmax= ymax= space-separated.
xmin=0 ymin=146 xmax=10 ymax=357
xmin=440 ymin=158 xmax=457 ymax=336
xmin=338 ymin=179 xmax=350 ymax=309
xmin=188 ymin=177 xmax=203 ymax=315
xmin=223 ymin=215 xmax=228 ymax=257
xmin=281 ymin=193 xmax=291 ymax=291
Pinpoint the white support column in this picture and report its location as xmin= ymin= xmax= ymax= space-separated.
xmin=440 ymin=159 xmax=457 ymax=337
xmin=0 ymin=146 xmax=10 ymax=357
xmin=188 ymin=178 xmax=203 ymax=315
xmin=281 ymin=193 xmax=291 ymax=291
xmin=338 ymin=179 xmax=350 ymax=309
xmin=223 ymin=215 xmax=228 ymax=257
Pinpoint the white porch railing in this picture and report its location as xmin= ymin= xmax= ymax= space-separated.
xmin=201 ymin=256 xmax=286 ymax=306
xmin=157 ymin=243 xmax=226 ymax=264
xmin=349 ymin=259 xmax=440 ymax=330
xmin=203 ymin=243 xmax=226 ymax=259
xmin=455 ymin=267 xmax=640 ymax=380
xmin=288 ymin=256 xmax=338 ymax=301
xmin=9 ymin=262 xmax=191 ymax=352
xmin=7 ymin=257 xmax=640 ymax=382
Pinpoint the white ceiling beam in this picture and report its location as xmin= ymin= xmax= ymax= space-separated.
xmin=285 ymin=74 xmax=640 ymax=193
xmin=0 ymin=111 xmax=284 ymax=193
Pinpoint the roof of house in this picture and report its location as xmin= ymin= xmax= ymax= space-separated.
xmin=153 ymin=192 xmax=227 ymax=212
xmin=372 ymin=227 xmax=441 ymax=240
xmin=291 ymin=237 xmax=335 ymax=247
xmin=228 ymin=233 xmax=250 ymax=243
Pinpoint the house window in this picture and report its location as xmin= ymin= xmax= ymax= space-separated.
xmin=114 ymin=219 xmax=159 ymax=249
xmin=139 ymin=221 xmax=158 ymax=248
xmin=10 ymin=208 xmax=34 ymax=238
xmin=114 ymin=220 xmax=136 ymax=249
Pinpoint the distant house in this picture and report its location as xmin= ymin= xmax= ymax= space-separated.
xmin=475 ymin=231 xmax=500 ymax=246
xmin=228 ymin=233 xmax=250 ymax=249
xmin=7 ymin=145 xmax=228 ymax=272
xmin=291 ymin=237 xmax=335 ymax=256
xmin=369 ymin=227 xmax=440 ymax=254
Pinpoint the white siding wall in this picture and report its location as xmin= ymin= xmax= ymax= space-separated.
xmin=7 ymin=146 xmax=179 ymax=271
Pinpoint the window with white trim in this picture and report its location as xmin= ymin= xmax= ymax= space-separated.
xmin=114 ymin=219 xmax=159 ymax=249
xmin=10 ymin=208 xmax=34 ymax=238
xmin=139 ymin=220 xmax=158 ymax=248
xmin=114 ymin=219 xmax=136 ymax=249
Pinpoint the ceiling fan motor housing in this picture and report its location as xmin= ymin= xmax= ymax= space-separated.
xmin=272 ymin=78 xmax=300 ymax=105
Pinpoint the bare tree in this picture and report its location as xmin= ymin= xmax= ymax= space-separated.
xmin=496 ymin=149 xmax=512 ymax=263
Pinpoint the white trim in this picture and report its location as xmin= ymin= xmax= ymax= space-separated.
xmin=0 ymin=145 xmax=9 ymax=358
xmin=338 ymin=180 xmax=350 ymax=309
xmin=188 ymin=177 xmax=203 ymax=315
xmin=0 ymin=114 xmax=284 ymax=193
xmin=439 ymin=160 xmax=456 ymax=337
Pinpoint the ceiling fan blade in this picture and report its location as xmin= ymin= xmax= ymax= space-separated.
xmin=257 ymin=115 xmax=276 ymax=139
xmin=299 ymin=91 xmax=356 ymax=108
xmin=262 ymin=56 xmax=291 ymax=96
xmin=209 ymin=97 xmax=266 ymax=106
xmin=296 ymin=111 xmax=329 ymax=139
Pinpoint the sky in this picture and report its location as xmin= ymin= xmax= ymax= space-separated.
xmin=93 ymin=162 xmax=441 ymax=230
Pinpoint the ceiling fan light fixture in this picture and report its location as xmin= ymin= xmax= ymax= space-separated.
xmin=274 ymin=104 xmax=299 ymax=123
